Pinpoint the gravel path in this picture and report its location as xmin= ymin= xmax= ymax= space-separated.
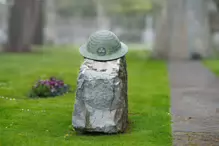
xmin=169 ymin=61 xmax=219 ymax=146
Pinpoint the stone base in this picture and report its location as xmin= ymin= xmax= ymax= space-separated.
xmin=72 ymin=57 xmax=128 ymax=134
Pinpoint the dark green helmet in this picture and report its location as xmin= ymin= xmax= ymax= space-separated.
xmin=79 ymin=30 xmax=128 ymax=61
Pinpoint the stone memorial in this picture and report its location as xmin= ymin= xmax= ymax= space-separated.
xmin=72 ymin=30 xmax=128 ymax=134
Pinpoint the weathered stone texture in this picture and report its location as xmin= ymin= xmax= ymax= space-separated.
xmin=72 ymin=57 xmax=128 ymax=134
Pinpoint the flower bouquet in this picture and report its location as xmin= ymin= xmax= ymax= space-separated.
xmin=29 ymin=77 xmax=71 ymax=98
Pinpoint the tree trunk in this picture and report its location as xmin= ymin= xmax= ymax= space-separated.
xmin=33 ymin=0 xmax=44 ymax=45
xmin=5 ymin=0 xmax=41 ymax=52
xmin=153 ymin=0 xmax=210 ymax=60
xmin=213 ymin=0 xmax=219 ymax=10
xmin=152 ymin=0 xmax=174 ymax=59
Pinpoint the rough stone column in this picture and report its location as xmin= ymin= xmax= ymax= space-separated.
xmin=72 ymin=57 xmax=128 ymax=134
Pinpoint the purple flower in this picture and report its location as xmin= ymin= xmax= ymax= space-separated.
xmin=49 ymin=81 xmax=55 ymax=86
xmin=30 ymin=77 xmax=71 ymax=98
xmin=58 ymin=81 xmax=64 ymax=86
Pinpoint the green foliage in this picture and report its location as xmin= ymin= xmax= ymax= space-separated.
xmin=0 ymin=47 xmax=171 ymax=146
xmin=204 ymin=59 xmax=219 ymax=75
xmin=55 ymin=0 xmax=156 ymax=17
xmin=30 ymin=83 xmax=51 ymax=97
xmin=56 ymin=0 xmax=96 ymax=17
xmin=105 ymin=0 xmax=153 ymax=14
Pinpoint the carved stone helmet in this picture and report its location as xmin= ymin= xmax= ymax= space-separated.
xmin=79 ymin=30 xmax=128 ymax=61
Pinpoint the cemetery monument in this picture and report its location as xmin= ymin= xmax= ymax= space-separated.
xmin=72 ymin=30 xmax=129 ymax=134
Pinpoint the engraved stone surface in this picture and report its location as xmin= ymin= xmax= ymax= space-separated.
xmin=72 ymin=57 xmax=128 ymax=134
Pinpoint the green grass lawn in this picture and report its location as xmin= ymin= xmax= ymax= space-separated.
xmin=204 ymin=60 xmax=219 ymax=75
xmin=0 ymin=46 xmax=171 ymax=146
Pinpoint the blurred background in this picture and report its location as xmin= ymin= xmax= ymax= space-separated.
xmin=0 ymin=0 xmax=218 ymax=56
xmin=1 ymin=1 xmax=219 ymax=145
xmin=0 ymin=0 xmax=156 ymax=51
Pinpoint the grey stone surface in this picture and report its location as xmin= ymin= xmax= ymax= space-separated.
xmin=72 ymin=57 xmax=128 ymax=134
xmin=169 ymin=61 xmax=219 ymax=145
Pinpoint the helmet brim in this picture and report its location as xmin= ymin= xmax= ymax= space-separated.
xmin=79 ymin=42 xmax=128 ymax=61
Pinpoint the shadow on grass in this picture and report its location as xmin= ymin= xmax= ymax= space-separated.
xmin=67 ymin=118 xmax=137 ymax=137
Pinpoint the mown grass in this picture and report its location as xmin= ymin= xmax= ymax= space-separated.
xmin=0 ymin=46 xmax=171 ymax=146
xmin=204 ymin=59 xmax=219 ymax=75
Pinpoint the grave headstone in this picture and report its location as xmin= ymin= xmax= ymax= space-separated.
xmin=72 ymin=30 xmax=128 ymax=134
